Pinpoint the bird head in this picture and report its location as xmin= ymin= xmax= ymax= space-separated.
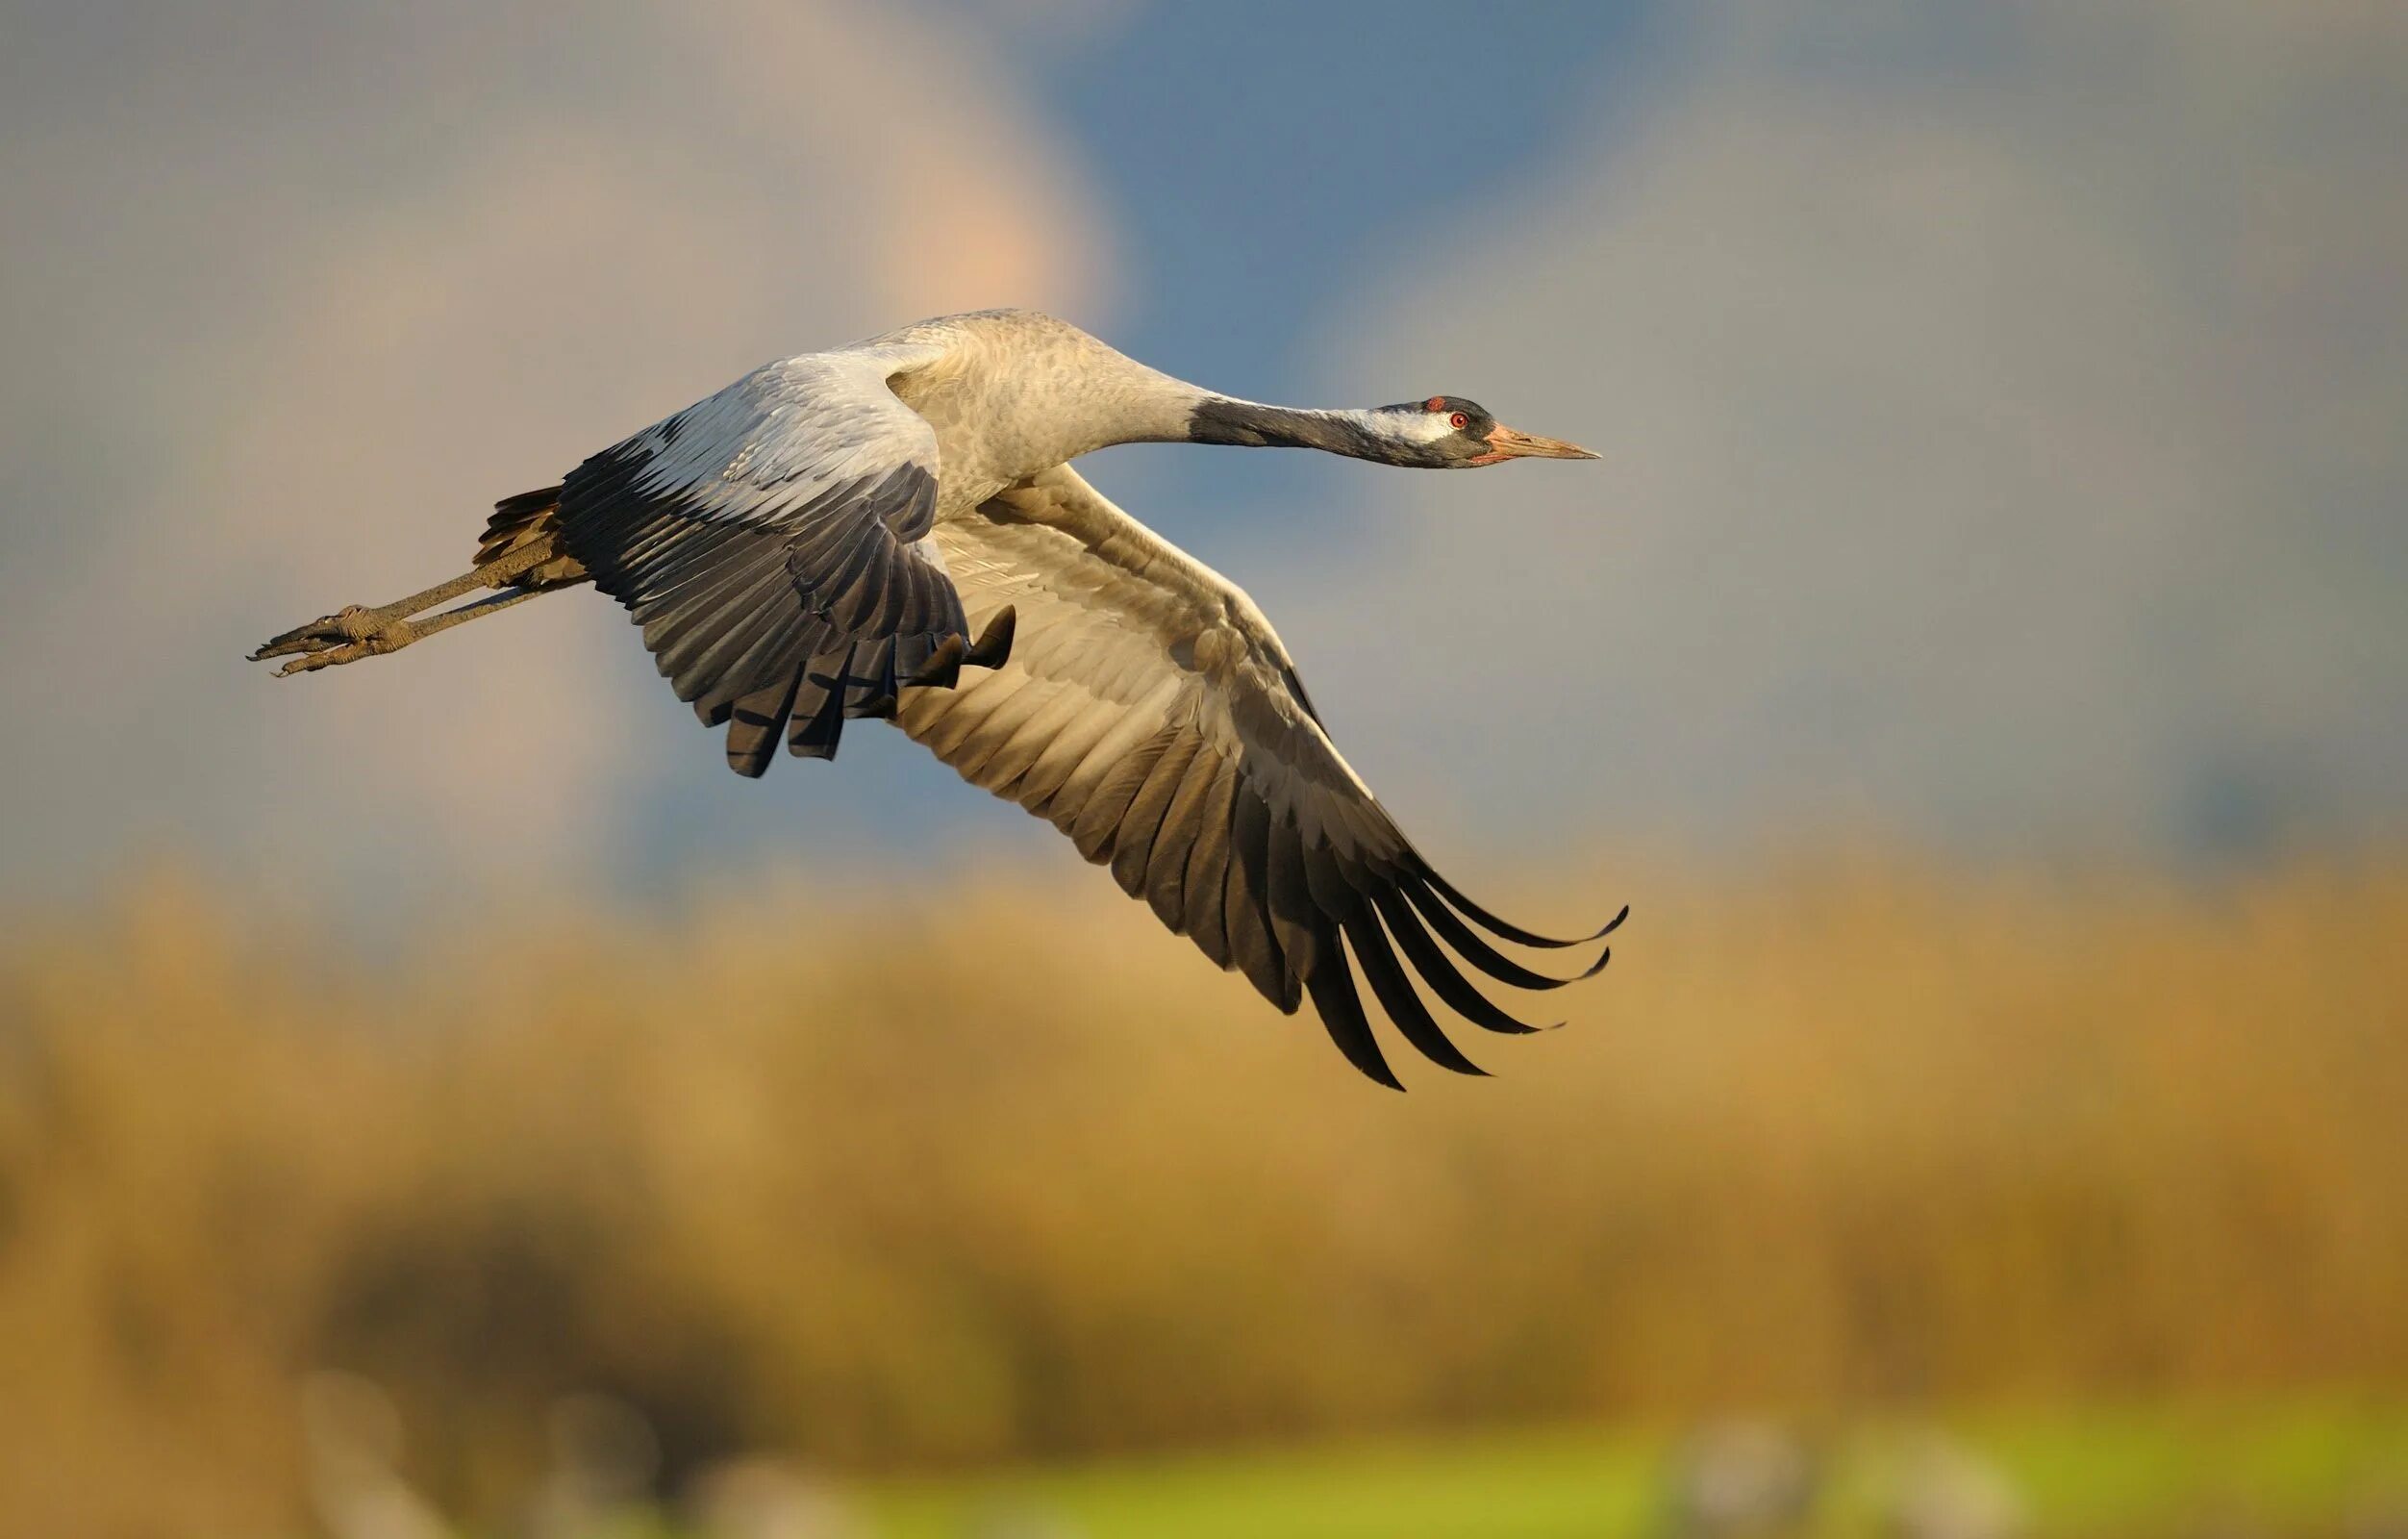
xmin=1368 ymin=396 xmax=1600 ymax=468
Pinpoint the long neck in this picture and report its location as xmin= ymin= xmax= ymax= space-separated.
xmin=1051 ymin=340 xmax=1417 ymax=466
xmin=1180 ymin=395 xmax=1400 ymax=462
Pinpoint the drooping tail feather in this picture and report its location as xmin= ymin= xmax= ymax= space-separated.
xmin=474 ymin=486 xmax=588 ymax=590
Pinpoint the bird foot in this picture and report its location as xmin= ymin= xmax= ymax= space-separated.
xmin=250 ymin=605 xmax=420 ymax=675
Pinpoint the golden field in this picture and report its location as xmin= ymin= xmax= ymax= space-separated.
xmin=1 ymin=851 xmax=2402 ymax=1534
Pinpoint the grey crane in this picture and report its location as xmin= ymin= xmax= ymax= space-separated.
xmin=252 ymin=309 xmax=1621 ymax=1085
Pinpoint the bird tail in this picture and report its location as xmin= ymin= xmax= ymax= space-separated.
xmin=474 ymin=486 xmax=588 ymax=590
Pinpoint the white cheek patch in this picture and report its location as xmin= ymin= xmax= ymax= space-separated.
xmin=1342 ymin=408 xmax=1459 ymax=445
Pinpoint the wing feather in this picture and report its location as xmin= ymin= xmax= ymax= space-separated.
xmin=886 ymin=464 xmax=1618 ymax=1085
xmin=1341 ymin=904 xmax=1483 ymax=1077
xmin=1107 ymin=733 xmax=1204 ymax=897
xmin=556 ymin=345 xmax=981 ymax=769
xmin=1224 ymin=787 xmax=1294 ymax=1011
xmin=1176 ymin=755 xmax=1242 ymax=966
xmin=1069 ymin=730 xmax=1177 ymax=863
xmin=1142 ymin=744 xmax=1224 ymax=931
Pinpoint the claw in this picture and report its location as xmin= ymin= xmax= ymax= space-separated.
xmin=254 ymin=605 xmax=418 ymax=674
xmin=250 ymin=617 xmax=336 ymax=661
xmin=250 ymin=605 xmax=391 ymax=661
xmin=274 ymin=641 xmax=370 ymax=675
xmin=250 ymin=552 xmax=561 ymax=678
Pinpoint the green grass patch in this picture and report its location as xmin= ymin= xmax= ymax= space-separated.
xmin=855 ymin=1399 xmax=2408 ymax=1539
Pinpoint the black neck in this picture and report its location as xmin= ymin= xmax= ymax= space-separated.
xmin=1185 ymin=397 xmax=1392 ymax=460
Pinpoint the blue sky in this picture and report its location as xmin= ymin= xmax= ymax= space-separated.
xmin=1 ymin=0 xmax=2401 ymax=907
xmin=995 ymin=1 xmax=1654 ymax=391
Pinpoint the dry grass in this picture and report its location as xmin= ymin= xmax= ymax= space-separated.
xmin=0 ymin=851 xmax=2402 ymax=1533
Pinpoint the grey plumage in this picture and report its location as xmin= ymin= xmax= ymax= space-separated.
xmin=555 ymin=347 xmax=970 ymax=740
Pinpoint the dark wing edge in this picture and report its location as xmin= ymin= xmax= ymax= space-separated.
xmin=550 ymin=352 xmax=997 ymax=775
xmin=894 ymin=467 xmax=1625 ymax=1087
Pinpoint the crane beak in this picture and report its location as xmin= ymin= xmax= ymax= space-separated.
xmin=1478 ymin=424 xmax=1601 ymax=463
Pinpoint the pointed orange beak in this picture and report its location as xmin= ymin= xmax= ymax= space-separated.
xmin=1480 ymin=423 xmax=1601 ymax=462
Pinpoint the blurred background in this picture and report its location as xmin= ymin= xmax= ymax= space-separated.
xmin=2 ymin=1 xmax=2403 ymax=1534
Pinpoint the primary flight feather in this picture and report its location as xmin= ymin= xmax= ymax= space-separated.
xmin=253 ymin=309 xmax=1622 ymax=1086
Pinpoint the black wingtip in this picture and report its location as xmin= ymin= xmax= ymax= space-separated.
xmin=1368 ymin=888 xmax=1548 ymax=1036
xmin=1304 ymin=959 xmax=1404 ymax=1091
xmin=1404 ymin=883 xmax=1606 ymax=992
xmin=1415 ymin=859 xmax=1630 ymax=949
xmin=1342 ymin=907 xmax=1488 ymax=1077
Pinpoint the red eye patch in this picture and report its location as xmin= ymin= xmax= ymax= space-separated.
xmin=1425 ymin=396 xmax=1446 ymax=412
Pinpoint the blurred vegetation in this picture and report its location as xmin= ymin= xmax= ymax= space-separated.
xmin=0 ymin=853 xmax=2402 ymax=1535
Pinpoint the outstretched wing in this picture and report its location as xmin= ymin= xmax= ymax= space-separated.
xmin=894 ymin=465 xmax=1623 ymax=1087
xmin=554 ymin=345 xmax=979 ymax=772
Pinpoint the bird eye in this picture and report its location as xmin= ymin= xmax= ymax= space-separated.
xmin=1449 ymin=412 xmax=1469 ymax=430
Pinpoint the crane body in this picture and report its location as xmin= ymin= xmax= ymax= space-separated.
xmin=254 ymin=310 xmax=1620 ymax=1086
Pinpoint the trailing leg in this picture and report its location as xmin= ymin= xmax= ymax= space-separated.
xmin=249 ymin=534 xmax=585 ymax=676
